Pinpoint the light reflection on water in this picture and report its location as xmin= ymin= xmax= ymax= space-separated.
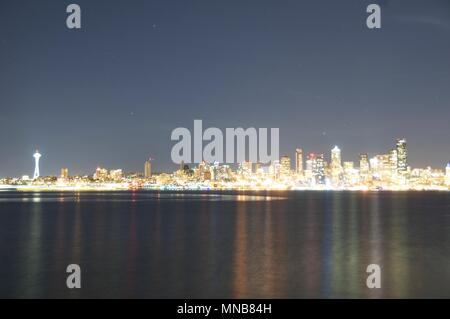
xmin=0 ymin=191 xmax=449 ymax=298
xmin=0 ymin=192 xmax=284 ymax=203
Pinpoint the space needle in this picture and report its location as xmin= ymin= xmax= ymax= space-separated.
xmin=33 ymin=150 xmax=41 ymax=179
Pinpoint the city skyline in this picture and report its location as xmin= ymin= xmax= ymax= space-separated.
xmin=4 ymin=138 xmax=450 ymax=183
xmin=1 ymin=137 xmax=448 ymax=192
xmin=1 ymin=1 xmax=450 ymax=176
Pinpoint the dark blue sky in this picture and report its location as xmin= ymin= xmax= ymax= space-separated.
xmin=1 ymin=0 xmax=449 ymax=176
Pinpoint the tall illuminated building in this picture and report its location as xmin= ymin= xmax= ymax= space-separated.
xmin=60 ymin=168 xmax=69 ymax=179
xmin=280 ymin=155 xmax=291 ymax=177
xmin=304 ymin=154 xmax=315 ymax=183
xmin=306 ymin=154 xmax=314 ymax=171
xmin=396 ymin=138 xmax=407 ymax=174
xmin=359 ymin=153 xmax=370 ymax=175
xmin=295 ymin=148 xmax=303 ymax=175
xmin=389 ymin=149 xmax=398 ymax=176
xmin=33 ymin=150 xmax=41 ymax=179
xmin=343 ymin=161 xmax=358 ymax=186
xmin=330 ymin=146 xmax=343 ymax=186
xmin=313 ymin=153 xmax=325 ymax=185
xmin=145 ymin=160 xmax=152 ymax=178
xmin=255 ymin=162 xmax=262 ymax=174
xmin=270 ymin=160 xmax=280 ymax=179
xmin=370 ymin=154 xmax=391 ymax=181
xmin=331 ymin=146 xmax=342 ymax=167
xmin=94 ymin=167 xmax=108 ymax=181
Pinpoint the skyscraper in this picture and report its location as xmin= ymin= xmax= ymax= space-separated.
xmin=60 ymin=168 xmax=69 ymax=179
xmin=271 ymin=160 xmax=280 ymax=179
xmin=359 ymin=153 xmax=370 ymax=175
xmin=304 ymin=153 xmax=315 ymax=183
xmin=280 ymin=155 xmax=291 ymax=177
xmin=389 ymin=149 xmax=398 ymax=176
xmin=396 ymin=138 xmax=407 ymax=174
xmin=33 ymin=150 xmax=41 ymax=179
xmin=330 ymin=146 xmax=343 ymax=186
xmin=255 ymin=162 xmax=262 ymax=174
xmin=306 ymin=153 xmax=314 ymax=171
xmin=313 ymin=153 xmax=325 ymax=185
xmin=145 ymin=160 xmax=152 ymax=178
xmin=343 ymin=161 xmax=358 ymax=185
xmin=370 ymin=154 xmax=391 ymax=181
xmin=295 ymin=148 xmax=303 ymax=175
xmin=331 ymin=146 xmax=342 ymax=167
xmin=94 ymin=167 xmax=108 ymax=181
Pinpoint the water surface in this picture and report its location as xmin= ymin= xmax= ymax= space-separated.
xmin=0 ymin=190 xmax=449 ymax=298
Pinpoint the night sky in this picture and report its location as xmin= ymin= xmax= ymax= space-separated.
xmin=1 ymin=0 xmax=449 ymax=176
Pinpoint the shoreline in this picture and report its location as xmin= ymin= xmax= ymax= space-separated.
xmin=1 ymin=185 xmax=449 ymax=192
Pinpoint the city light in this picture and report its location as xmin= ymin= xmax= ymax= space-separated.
xmin=0 ymin=138 xmax=449 ymax=191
